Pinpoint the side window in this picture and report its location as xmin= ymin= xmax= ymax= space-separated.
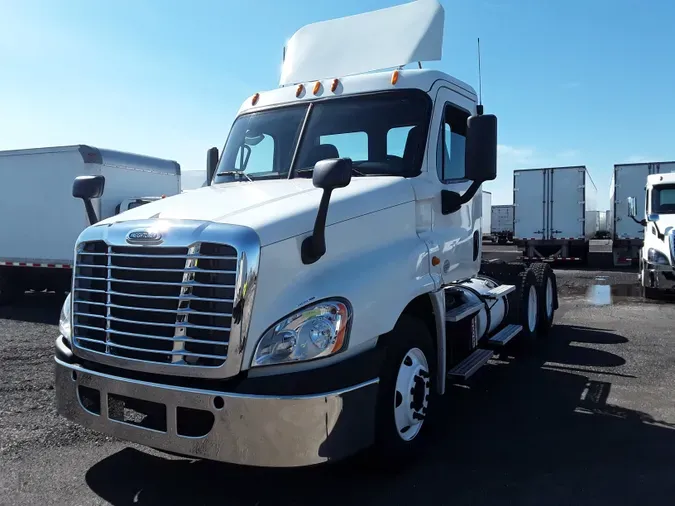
xmin=436 ymin=103 xmax=469 ymax=182
xmin=320 ymin=132 xmax=368 ymax=161
xmin=234 ymin=133 xmax=276 ymax=175
xmin=386 ymin=126 xmax=413 ymax=158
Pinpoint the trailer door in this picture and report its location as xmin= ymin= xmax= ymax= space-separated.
xmin=514 ymin=170 xmax=546 ymax=240
xmin=550 ymin=167 xmax=585 ymax=240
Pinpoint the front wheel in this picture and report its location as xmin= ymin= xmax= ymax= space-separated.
xmin=372 ymin=315 xmax=436 ymax=464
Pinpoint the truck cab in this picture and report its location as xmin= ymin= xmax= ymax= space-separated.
xmin=628 ymin=172 xmax=675 ymax=296
xmin=55 ymin=0 xmax=558 ymax=467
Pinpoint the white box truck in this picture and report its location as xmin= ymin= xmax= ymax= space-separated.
xmin=54 ymin=0 xmax=559 ymax=468
xmin=0 ymin=145 xmax=182 ymax=304
xmin=491 ymin=204 xmax=514 ymax=244
xmin=514 ymin=165 xmax=597 ymax=262
xmin=482 ymin=190 xmax=492 ymax=241
xmin=610 ymin=161 xmax=675 ymax=266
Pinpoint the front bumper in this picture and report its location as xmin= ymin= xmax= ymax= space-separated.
xmin=645 ymin=263 xmax=675 ymax=291
xmin=55 ymin=338 xmax=379 ymax=467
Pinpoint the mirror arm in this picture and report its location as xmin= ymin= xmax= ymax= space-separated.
xmin=629 ymin=215 xmax=647 ymax=227
xmin=441 ymin=180 xmax=482 ymax=215
xmin=83 ymin=200 xmax=99 ymax=225
xmin=301 ymin=189 xmax=333 ymax=265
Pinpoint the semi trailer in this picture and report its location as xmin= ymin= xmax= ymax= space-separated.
xmin=0 ymin=145 xmax=182 ymax=305
xmin=514 ymin=165 xmax=597 ymax=263
xmin=491 ymin=204 xmax=514 ymax=244
xmin=610 ymin=161 xmax=675 ymax=266
xmin=54 ymin=0 xmax=559 ymax=468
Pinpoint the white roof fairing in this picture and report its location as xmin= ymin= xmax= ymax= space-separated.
xmin=279 ymin=0 xmax=445 ymax=86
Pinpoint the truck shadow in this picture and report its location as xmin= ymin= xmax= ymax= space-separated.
xmin=0 ymin=291 xmax=66 ymax=325
xmin=84 ymin=324 xmax=675 ymax=506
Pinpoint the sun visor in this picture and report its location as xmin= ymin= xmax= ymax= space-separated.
xmin=279 ymin=0 xmax=444 ymax=86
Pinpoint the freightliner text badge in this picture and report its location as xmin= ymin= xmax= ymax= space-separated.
xmin=126 ymin=229 xmax=163 ymax=245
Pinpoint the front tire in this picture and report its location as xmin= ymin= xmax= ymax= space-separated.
xmin=372 ymin=315 xmax=436 ymax=464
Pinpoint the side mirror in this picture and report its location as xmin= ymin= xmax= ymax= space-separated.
xmin=312 ymin=158 xmax=352 ymax=190
xmin=627 ymin=197 xmax=637 ymax=218
xmin=465 ymin=113 xmax=497 ymax=182
xmin=301 ymin=158 xmax=353 ymax=265
xmin=206 ymin=147 xmax=219 ymax=186
xmin=72 ymin=175 xmax=105 ymax=225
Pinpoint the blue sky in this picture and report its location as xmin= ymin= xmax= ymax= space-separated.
xmin=1 ymin=0 xmax=674 ymax=209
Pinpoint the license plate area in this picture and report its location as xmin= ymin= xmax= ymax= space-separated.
xmin=108 ymin=393 xmax=167 ymax=432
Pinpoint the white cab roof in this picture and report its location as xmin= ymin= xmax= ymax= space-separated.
xmin=280 ymin=0 xmax=444 ymax=86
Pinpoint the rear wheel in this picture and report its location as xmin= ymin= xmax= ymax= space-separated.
xmin=506 ymin=268 xmax=539 ymax=343
xmin=372 ymin=315 xmax=436 ymax=464
xmin=529 ymin=263 xmax=557 ymax=335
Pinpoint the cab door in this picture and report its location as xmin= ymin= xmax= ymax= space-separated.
xmin=426 ymin=86 xmax=481 ymax=285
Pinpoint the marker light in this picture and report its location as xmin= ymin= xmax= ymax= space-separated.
xmin=251 ymin=93 xmax=260 ymax=105
xmin=391 ymin=70 xmax=399 ymax=85
xmin=296 ymin=84 xmax=304 ymax=97
xmin=312 ymin=81 xmax=321 ymax=95
xmin=330 ymin=78 xmax=339 ymax=92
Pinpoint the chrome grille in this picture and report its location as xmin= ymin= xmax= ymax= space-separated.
xmin=72 ymin=241 xmax=237 ymax=367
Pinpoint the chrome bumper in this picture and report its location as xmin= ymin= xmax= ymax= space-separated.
xmin=646 ymin=264 xmax=675 ymax=291
xmin=55 ymin=351 xmax=379 ymax=467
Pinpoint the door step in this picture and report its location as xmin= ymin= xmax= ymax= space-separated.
xmin=447 ymin=348 xmax=494 ymax=380
xmin=488 ymin=324 xmax=522 ymax=346
xmin=485 ymin=284 xmax=515 ymax=298
xmin=445 ymin=300 xmax=483 ymax=322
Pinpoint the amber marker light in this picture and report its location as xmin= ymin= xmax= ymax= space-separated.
xmin=251 ymin=93 xmax=260 ymax=105
xmin=296 ymin=84 xmax=304 ymax=97
xmin=391 ymin=69 xmax=399 ymax=85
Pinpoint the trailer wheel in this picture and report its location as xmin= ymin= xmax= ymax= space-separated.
xmin=0 ymin=271 xmax=24 ymax=306
xmin=529 ymin=263 xmax=558 ymax=335
xmin=372 ymin=315 xmax=436 ymax=464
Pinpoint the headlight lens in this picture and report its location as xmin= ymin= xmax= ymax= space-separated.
xmin=59 ymin=292 xmax=72 ymax=341
xmin=252 ymin=300 xmax=351 ymax=367
xmin=648 ymin=248 xmax=670 ymax=265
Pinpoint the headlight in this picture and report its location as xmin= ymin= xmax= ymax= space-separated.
xmin=648 ymin=248 xmax=670 ymax=265
xmin=252 ymin=300 xmax=351 ymax=367
xmin=59 ymin=292 xmax=72 ymax=341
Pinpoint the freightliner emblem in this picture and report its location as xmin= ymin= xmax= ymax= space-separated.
xmin=126 ymin=229 xmax=163 ymax=244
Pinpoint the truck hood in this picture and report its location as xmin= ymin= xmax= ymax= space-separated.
xmin=98 ymin=177 xmax=415 ymax=246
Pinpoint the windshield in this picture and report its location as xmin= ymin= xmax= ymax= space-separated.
xmin=213 ymin=90 xmax=431 ymax=184
xmin=652 ymin=184 xmax=675 ymax=214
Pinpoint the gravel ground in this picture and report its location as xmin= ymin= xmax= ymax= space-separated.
xmin=2 ymin=268 xmax=675 ymax=505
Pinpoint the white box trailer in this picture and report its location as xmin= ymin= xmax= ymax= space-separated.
xmin=610 ymin=161 xmax=675 ymax=266
xmin=0 ymin=145 xmax=182 ymax=304
xmin=482 ymin=190 xmax=492 ymax=240
xmin=514 ymin=165 xmax=597 ymax=262
xmin=491 ymin=204 xmax=514 ymax=244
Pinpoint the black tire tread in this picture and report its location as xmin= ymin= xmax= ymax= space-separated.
xmin=528 ymin=262 xmax=557 ymax=336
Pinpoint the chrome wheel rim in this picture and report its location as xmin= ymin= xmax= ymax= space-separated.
xmin=393 ymin=347 xmax=430 ymax=442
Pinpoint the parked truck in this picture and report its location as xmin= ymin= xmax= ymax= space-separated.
xmin=514 ymin=165 xmax=597 ymax=263
xmin=0 ymin=145 xmax=182 ymax=304
xmin=626 ymin=173 xmax=675 ymax=298
xmin=482 ymin=190 xmax=492 ymax=242
xmin=609 ymin=161 xmax=675 ymax=266
xmin=491 ymin=204 xmax=514 ymax=244
xmin=54 ymin=0 xmax=559 ymax=468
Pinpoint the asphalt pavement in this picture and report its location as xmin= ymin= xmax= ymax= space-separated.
xmin=2 ymin=253 xmax=675 ymax=505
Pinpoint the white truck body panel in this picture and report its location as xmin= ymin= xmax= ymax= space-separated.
xmin=280 ymin=0 xmax=444 ymax=86
xmin=491 ymin=205 xmax=514 ymax=233
xmin=610 ymin=162 xmax=675 ymax=239
xmin=482 ymin=191 xmax=491 ymax=237
xmin=514 ymin=166 xmax=597 ymax=241
xmin=0 ymin=145 xmax=180 ymax=265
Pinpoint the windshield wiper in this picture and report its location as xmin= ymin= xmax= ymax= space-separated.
xmin=296 ymin=166 xmax=367 ymax=177
xmin=215 ymin=170 xmax=253 ymax=182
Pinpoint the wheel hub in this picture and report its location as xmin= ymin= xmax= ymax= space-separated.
xmin=394 ymin=348 xmax=430 ymax=441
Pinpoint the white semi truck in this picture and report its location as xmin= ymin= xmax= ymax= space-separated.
xmin=54 ymin=0 xmax=559 ymax=467
xmin=0 ymin=145 xmax=182 ymax=305
xmin=491 ymin=204 xmax=514 ymax=244
xmin=514 ymin=165 xmax=597 ymax=263
xmin=627 ymin=172 xmax=675 ymax=298
xmin=610 ymin=161 xmax=675 ymax=266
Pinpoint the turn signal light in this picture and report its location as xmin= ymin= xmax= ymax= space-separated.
xmin=391 ymin=70 xmax=399 ymax=85
xmin=296 ymin=84 xmax=304 ymax=97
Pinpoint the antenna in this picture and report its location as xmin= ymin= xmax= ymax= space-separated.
xmin=477 ymin=37 xmax=484 ymax=115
